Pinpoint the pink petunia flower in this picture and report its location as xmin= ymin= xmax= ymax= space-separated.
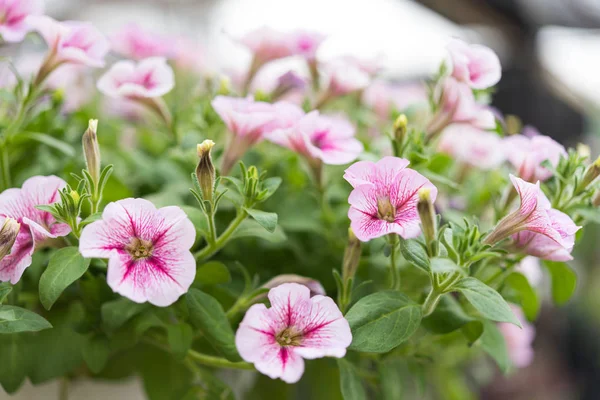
xmin=237 ymin=27 xmax=325 ymax=64
xmin=235 ymin=283 xmax=351 ymax=383
xmin=503 ymin=131 xmax=566 ymax=182
xmin=446 ymin=38 xmax=501 ymax=90
xmin=363 ymin=80 xmax=428 ymax=119
xmin=0 ymin=176 xmax=71 ymax=284
xmin=97 ymin=57 xmax=174 ymax=99
xmin=344 ymin=157 xmax=438 ymax=242
xmin=110 ymin=23 xmax=173 ymax=60
xmin=426 ymin=77 xmax=495 ymax=137
xmin=0 ymin=0 xmax=43 ymax=43
xmin=212 ymin=96 xmax=304 ymax=174
xmin=324 ymin=58 xmax=370 ymax=96
xmin=438 ymin=124 xmax=505 ymax=170
xmin=498 ymin=305 xmax=535 ymax=368
xmin=79 ymin=198 xmax=196 ymax=307
xmin=27 ymin=16 xmax=110 ymax=69
xmin=512 ymin=207 xmax=580 ymax=261
xmin=267 ymin=111 xmax=363 ymax=165
xmin=485 ymin=175 xmax=579 ymax=249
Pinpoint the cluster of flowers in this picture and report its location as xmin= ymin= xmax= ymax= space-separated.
xmin=0 ymin=0 xmax=597 ymax=389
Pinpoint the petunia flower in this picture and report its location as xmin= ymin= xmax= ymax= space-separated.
xmin=512 ymin=208 xmax=580 ymax=261
xmin=484 ymin=175 xmax=579 ymax=249
xmin=426 ymin=77 xmax=495 ymax=138
xmin=27 ymin=15 xmax=110 ymax=84
xmin=503 ymin=130 xmax=566 ymax=182
xmin=267 ymin=111 xmax=363 ymax=166
xmin=324 ymin=58 xmax=370 ymax=96
xmin=446 ymin=38 xmax=501 ymax=90
xmin=235 ymin=283 xmax=352 ymax=383
xmin=363 ymin=80 xmax=428 ymax=120
xmin=0 ymin=176 xmax=71 ymax=284
xmin=212 ymin=96 xmax=304 ymax=174
xmin=79 ymin=198 xmax=196 ymax=307
xmin=97 ymin=57 xmax=174 ymax=99
xmin=110 ymin=23 xmax=173 ymax=60
xmin=344 ymin=157 xmax=437 ymax=242
xmin=438 ymin=124 xmax=505 ymax=170
xmin=498 ymin=305 xmax=535 ymax=368
xmin=0 ymin=0 xmax=44 ymax=43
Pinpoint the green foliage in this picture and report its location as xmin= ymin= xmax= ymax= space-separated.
xmin=544 ymin=261 xmax=577 ymax=305
xmin=337 ymin=359 xmax=367 ymax=400
xmin=454 ymin=278 xmax=521 ymax=327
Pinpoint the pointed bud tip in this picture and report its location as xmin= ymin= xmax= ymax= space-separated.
xmin=70 ymin=190 xmax=80 ymax=204
xmin=88 ymin=119 xmax=98 ymax=133
xmin=197 ymin=140 xmax=215 ymax=157
xmin=393 ymin=114 xmax=408 ymax=130
xmin=418 ymin=187 xmax=431 ymax=202
xmin=594 ymin=155 xmax=600 ymax=168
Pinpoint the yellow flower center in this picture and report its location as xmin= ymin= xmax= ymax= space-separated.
xmin=125 ymin=237 xmax=154 ymax=260
xmin=377 ymin=197 xmax=396 ymax=222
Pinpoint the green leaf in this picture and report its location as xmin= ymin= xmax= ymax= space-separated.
xmin=101 ymin=297 xmax=149 ymax=332
xmin=478 ymin=321 xmax=510 ymax=373
xmin=0 ymin=306 xmax=52 ymax=333
xmin=0 ymin=334 xmax=27 ymax=393
xmin=231 ymin=219 xmax=287 ymax=243
xmin=80 ymin=212 xmax=103 ymax=225
xmin=0 ymin=283 xmax=11 ymax=304
xmin=15 ymin=132 xmax=75 ymax=156
xmin=430 ymin=258 xmax=465 ymax=276
xmin=186 ymin=288 xmax=240 ymax=361
xmin=505 ymin=272 xmax=540 ymax=321
xmin=166 ymin=323 xmax=193 ymax=360
xmin=454 ymin=278 xmax=520 ymax=327
xmin=543 ymin=261 xmax=577 ymax=305
xmin=422 ymin=295 xmax=481 ymax=340
xmin=244 ymin=208 xmax=278 ymax=233
xmin=337 ymin=359 xmax=367 ymax=400
xmin=82 ymin=334 xmax=111 ymax=374
xmin=39 ymin=247 xmax=91 ymax=310
xmin=399 ymin=239 xmax=430 ymax=273
xmin=194 ymin=261 xmax=231 ymax=286
xmin=261 ymin=177 xmax=282 ymax=201
xmin=345 ymin=291 xmax=422 ymax=353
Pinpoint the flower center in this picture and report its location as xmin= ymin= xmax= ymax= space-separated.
xmin=276 ymin=327 xmax=303 ymax=347
xmin=377 ymin=197 xmax=396 ymax=222
xmin=125 ymin=237 xmax=154 ymax=260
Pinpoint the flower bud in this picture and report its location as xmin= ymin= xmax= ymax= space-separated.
xmin=196 ymin=140 xmax=216 ymax=203
xmin=581 ymin=156 xmax=600 ymax=189
xmin=593 ymin=192 xmax=600 ymax=208
xmin=82 ymin=119 xmax=101 ymax=187
xmin=0 ymin=218 xmax=20 ymax=261
xmin=217 ymin=76 xmax=231 ymax=95
xmin=70 ymin=190 xmax=81 ymax=206
xmin=393 ymin=114 xmax=408 ymax=143
xmin=262 ymin=274 xmax=325 ymax=296
xmin=417 ymin=188 xmax=436 ymax=244
xmin=577 ymin=143 xmax=591 ymax=159
xmin=342 ymin=228 xmax=362 ymax=281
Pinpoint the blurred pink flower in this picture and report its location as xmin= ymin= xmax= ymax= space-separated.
xmin=172 ymin=37 xmax=208 ymax=73
xmin=0 ymin=0 xmax=43 ymax=42
xmin=447 ymin=38 xmax=501 ymax=90
xmin=324 ymin=58 xmax=370 ymax=96
xmin=485 ymin=175 xmax=577 ymax=247
xmin=110 ymin=23 xmax=172 ymax=60
xmin=0 ymin=176 xmax=71 ymax=284
xmin=498 ymin=305 xmax=535 ymax=368
xmin=516 ymin=256 xmax=543 ymax=286
xmin=363 ymin=80 xmax=428 ymax=119
xmin=237 ymin=27 xmax=325 ymax=64
xmin=503 ymin=131 xmax=566 ymax=182
xmin=344 ymin=157 xmax=437 ymax=241
xmin=79 ymin=198 xmax=196 ymax=307
xmin=212 ymin=96 xmax=304 ymax=173
xmin=97 ymin=57 xmax=174 ymax=99
xmin=438 ymin=124 xmax=505 ymax=170
xmin=235 ymin=283 xmax=351 ymax=383
xmin=46 ymin=64 xmax=94 ymax=112
xmin=28 ymin=16 xmax=110 ymax=69
xmin=268 ymin=111 xmax=363 ymax=165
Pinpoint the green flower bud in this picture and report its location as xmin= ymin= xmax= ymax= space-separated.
xmin=342 ymin=228 xmax=362 ymax=281
xmin=196 ymin=140 xmax=216 ymax=203
xmin=581 ymin=156 xmax=600 ymax=189
xmin=417 ymin=188 xmax=436 ymax=245
xmin=82 ymin=119 xmax=101 ymax=187
xmin=393 ymin=114 xmax=408 ymax=143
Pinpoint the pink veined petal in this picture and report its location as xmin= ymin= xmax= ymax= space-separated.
xmin=105 ymin=249 xmax=195 ymax=307
xmin=155 ymin=206 xmax=196 ymax=251
xmin=343 ymin=160 xmax=378 ymax=188
xmin=27 ymin=15 xmax=65 ymax=48
xmin=466 ymin=44 xmax=501 ymax=89
xmin=267 ymin=283 xmax=312 ymax=328
xmin=348 ymin=206 xmax=395 ymax=242
xmin=256 ymin=344 xmax=305 ymax=384
xmin=0 ymin=228 xmax=34 ymax=284
xmin=236 ymin=303 xmax=278 ymax=362
xmin=293 ymin=295 xmax=352 ymax=359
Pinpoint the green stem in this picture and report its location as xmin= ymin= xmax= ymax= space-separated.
xmin=388 ymin=235 xmax=400 ymax=290
xmin=194 ymin=210 xmax=247 ymax=261
xmin=187 ymin=349 xmax=254 ymax=370
xmin=422 ymin=288 xmax=442 ymax=317
xmin=206 ymin=208 xmax=218 ymax=246
xmin=0 ymin=143 xmax=11 ymax=190
xmin=225 ymin=296 xmax=249 ymax=322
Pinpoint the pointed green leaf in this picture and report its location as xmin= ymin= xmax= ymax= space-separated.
xmin=101 ymin=297 xmax=149 ymax=332
xmin=505 ymin=272 xmax=540 ymax=321
xmin=194 ymin=261 xmax=231 ymax=286
xmin=244 ymin=208 xmax=278 ymax=233
xmin=337 ymin=359 xmax=367 ymax=400
xmin=0 ymin=283 xmax=11 ymax=304
xmin=399 ymin=239 xmax=430 ymax=273
xmin=39 ymin=247 xmax=91 ymax=310
xmin=0 ymin=306 xmax=52 ymax=333
xmin=166 ymin=323 xmax=193 ymax=360
xmin=454 ymin=278 xmax=521 ymax=327
xmin=543 ymin=261 xmax=577 ymax=305
xmin=479 ymin=321 xmax=511 ymax=373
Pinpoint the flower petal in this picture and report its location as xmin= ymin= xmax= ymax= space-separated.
xmin=0 ymin=228 xmax=34 ymax=284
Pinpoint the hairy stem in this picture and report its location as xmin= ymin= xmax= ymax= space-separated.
xmin=187 ymin=350 xmax=254 ymax=370
xmin=194 ymin=210 xmax=247 ymax=261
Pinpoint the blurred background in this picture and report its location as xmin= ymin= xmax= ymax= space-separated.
xmin=3 ymin=0 xmax=600 ymax=398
